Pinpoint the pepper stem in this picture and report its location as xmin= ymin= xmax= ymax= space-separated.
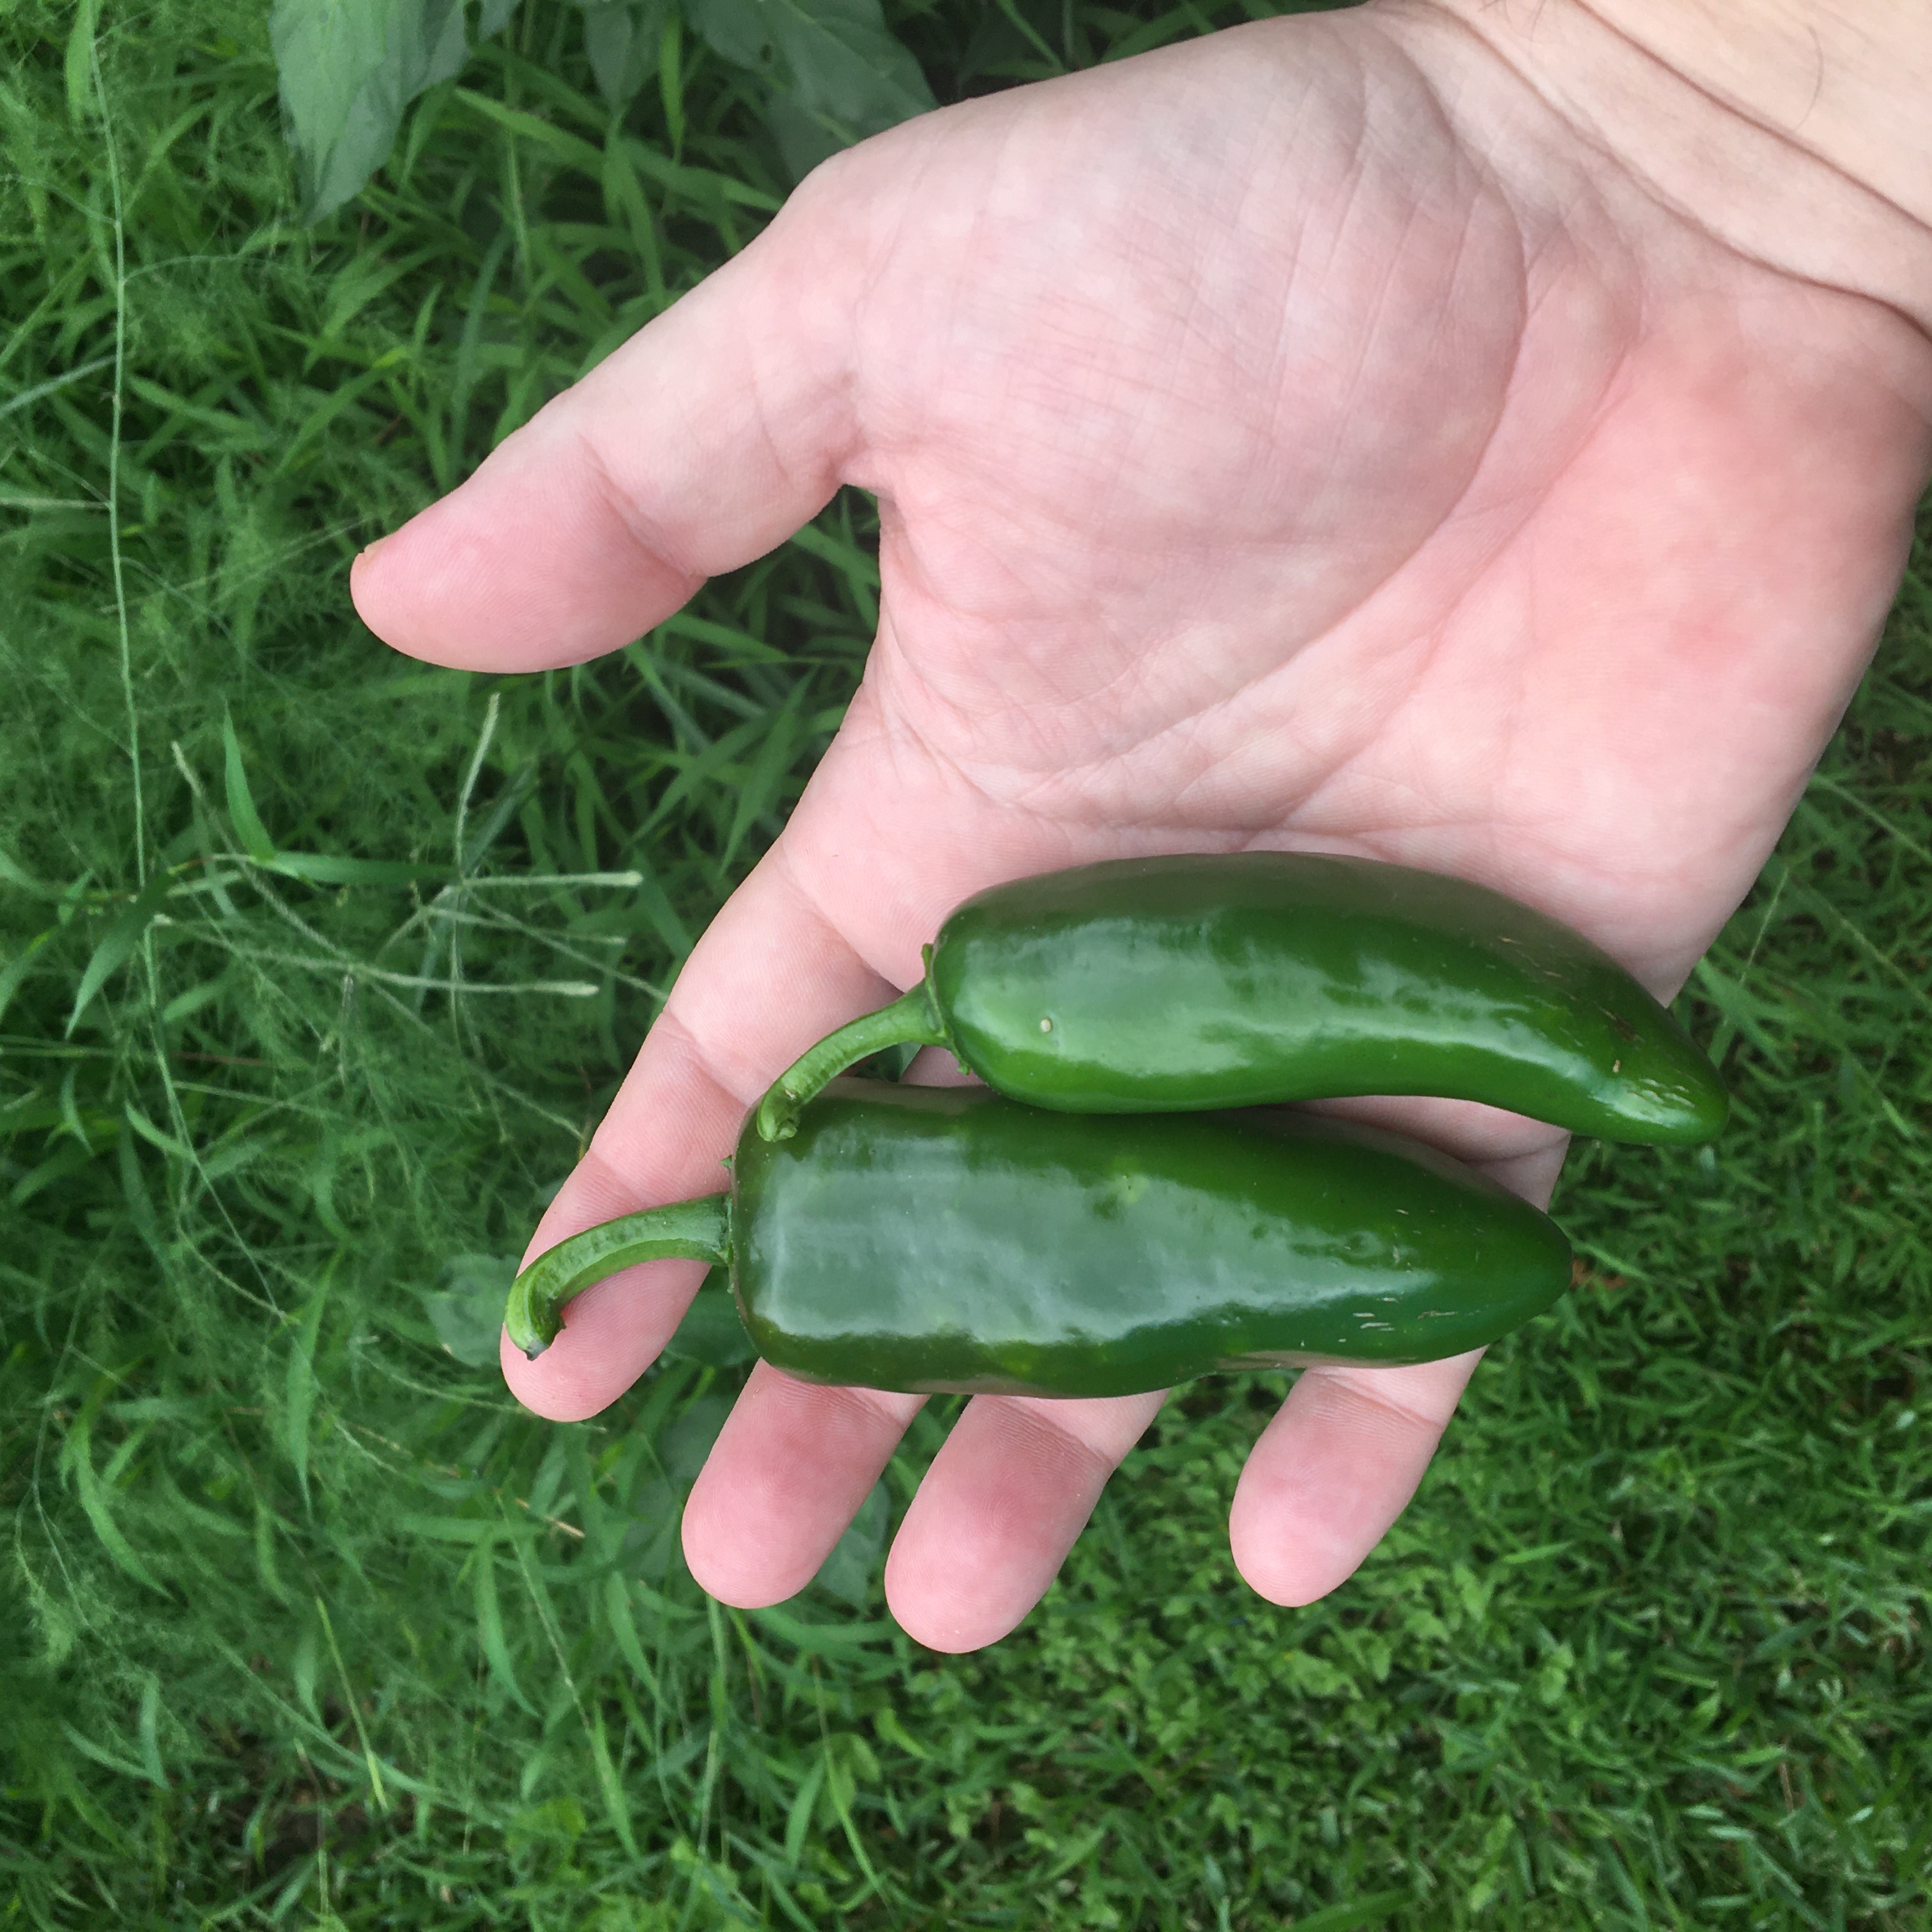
xmin=755 ymin=979 xmax=950 ymax=1142
xmin=505 ymin=1194 xmax=732 ymax=1360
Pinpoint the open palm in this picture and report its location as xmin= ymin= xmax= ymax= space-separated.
xmin=351 ymin=6 xmax=1932 ymax=1651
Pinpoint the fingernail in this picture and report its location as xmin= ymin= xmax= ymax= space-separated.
xmin=354 ymin=532 xmax=392 ymax=571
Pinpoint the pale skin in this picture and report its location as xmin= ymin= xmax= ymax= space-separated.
xmin=351 ymin=0 xmax=1932 ymax=1652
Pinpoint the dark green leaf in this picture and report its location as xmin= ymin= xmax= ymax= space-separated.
xmin=271 ymin=0 xmax=514 ymax=222
xmin=811 ymin=1480 xmax=888 ymax=1607
xmin=691 ymin=0 xmax=935 ymax=176
xmin=265 ymin=851 xmax=451 ymax=886
xmin=579 ymin=0 xmax=668 ymax=109
xmin=0 ymin=928 xmax=54 ymax=1028
xmin=659 ymin=1273 xmax=756 ymax=1366
xmin=1286 ymin=1894 xmax=1413 ymax=1932
xmin=65 ymin=872 xmax=172 ymax=1038
xmin=286 ymin=1282 xmax=330 ymax=1509
xmin=222 ymin=710 xmax=277 ymax=862
xmin=0 ymin=847 xmax=62 ymax=900
xmin=62 ymin=1413 xmax=169 ymax=1597
xmin=425 ymin=1253 xmax=519 ymax=1367
xmin=749 ymin=1604 xmax=898 ymax=1657
xmin=63 ymin=0 xmax=101 ymax=128
xmin=660 ymin=1393 xmax=730 ymax=1485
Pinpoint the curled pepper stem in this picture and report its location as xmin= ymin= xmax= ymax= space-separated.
xmin=505 ymin=1195 xmax=732 ymax=1360
xmin=755 ymin=978 xmax=951 ymax=1142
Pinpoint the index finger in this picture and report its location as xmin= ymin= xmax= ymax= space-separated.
xmin=347 ymin=181 xmax=867 ymax=674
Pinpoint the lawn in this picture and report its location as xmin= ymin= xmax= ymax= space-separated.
xmin=1 ymin=0 xmax=1928 ymax=1926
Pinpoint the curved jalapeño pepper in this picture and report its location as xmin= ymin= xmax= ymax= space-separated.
xmin=756 ymin=852 xmax=1726 ymax=1146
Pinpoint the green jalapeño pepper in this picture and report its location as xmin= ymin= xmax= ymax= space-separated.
xmin=505 ymin=1080 xmax=1572 ymax=1399
xmin=756 ymin=853 xmax=1726 ymax=1146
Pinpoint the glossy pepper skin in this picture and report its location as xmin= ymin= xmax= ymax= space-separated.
xmin=507 ymin=1080 xmax=1573 ymax=1399
xmin=756 ymin=852 xmax=1728 ymax=1146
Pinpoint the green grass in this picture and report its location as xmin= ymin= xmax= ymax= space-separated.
xmin=2 ymin=0 xmax=1928 ymax=1925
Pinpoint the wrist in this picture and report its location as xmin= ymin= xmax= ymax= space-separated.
xmin=1388 ymin=0 xmax=1932 ymax=334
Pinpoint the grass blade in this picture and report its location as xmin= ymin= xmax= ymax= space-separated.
xmin=284 ymin=1278 xmax=328 ymax=1511
xmin=62 ymin=1411 xmax=169 ymax=1597
xmin=65 ymin=870 xmax=171 ymax=1036
xmin=221 ymin=710 xmax=277 ymax=862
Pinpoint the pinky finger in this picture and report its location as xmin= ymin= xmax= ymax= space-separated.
xmin=1226 ymin=1351 xmax=1483 ymax=1606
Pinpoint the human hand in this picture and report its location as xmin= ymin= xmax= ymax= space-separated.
xmin=351 ymin=2 xmax=1932 ymax=1650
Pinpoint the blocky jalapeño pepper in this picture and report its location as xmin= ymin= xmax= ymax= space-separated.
xmin=505 ymin=1080 xmax=1573 ymax=1399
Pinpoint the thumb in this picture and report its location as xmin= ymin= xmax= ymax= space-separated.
xmin=349 ymin=191 xmax=864 ymax=671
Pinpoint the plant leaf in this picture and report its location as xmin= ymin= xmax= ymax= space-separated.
xmin=589 ymin=1708 xmax=641 ymax=1859
xmin=580 ymin=0 xmax=668 ymax=110
xmin=63 ymin=1413 xmax=169 ymax=1597
xmin=265 ymin=850 xmax=450 ymax=886
xmin=222 ymin=710 xmax=277 ymax=862
xmin=270 ymin=0 xmax=514 ymax=223
xmin=690 ymin=0 xmax=934 ymax=178
xmin=286 ymin=1281 xmax=330 ymax=1510
xmin=65 ymin=871 xmax=173 ymax=1038
xmin=425 ymin=1253 xmax=518 ymax=1367
xmin=601 ymin=1572 xmax=660 ymax=1694
xmin=783 ymin=1756 xmax=827 ymax=1866
xmin=63 ymin=0 xmax=102 ymax=128
xmin=810 ymin=1479 xmax=888 ymax=1607
xmin=659 ymin=1273 xmax=756 ymax=1367
xmin=473 ymin=1532 xmax=539 ymax=1713
xmin=136 ymin=1677 xmax=171 ymax=1790
xmin=0 ymin=928 xmax=53 ymax=1029
xmin=0 ymin=847 xmax=61 ymax=900
xmin=1282 ymin=1894 xmax=1413 ymax=1932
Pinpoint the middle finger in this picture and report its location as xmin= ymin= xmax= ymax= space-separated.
xmin=682 ymin=1363 xmax=926 ymax=1607
xmin=884 ymin=1389 xmax=1169 ymax=1652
